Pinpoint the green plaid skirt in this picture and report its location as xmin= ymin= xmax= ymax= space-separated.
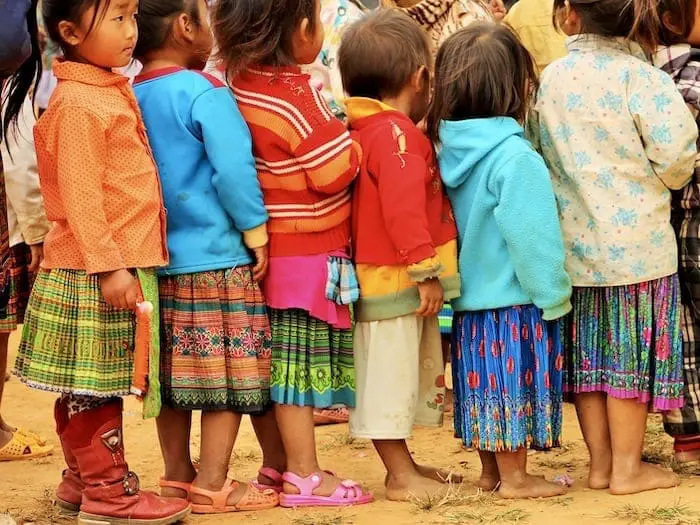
xmin=14 ymin=268 xmax=157 ymax=398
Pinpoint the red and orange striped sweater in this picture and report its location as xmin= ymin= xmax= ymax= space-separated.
xmin=231 ymin=65 xmax=361 ymax=257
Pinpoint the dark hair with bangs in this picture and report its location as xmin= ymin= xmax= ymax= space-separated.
xmin=338 ymin=9 xmax=431 ymax=100
xmin=656 ymin=0 xmax=698 ymax=46
xmin=552 ymin=0 xmax=661 ymax=53
xmin=212 ymin=0 xmax=316 ymax=80
xmin=2 ymin=0 xmax=42 ymax=149
xmin=42 ymin=0 xmax=111 ymax=50
xmin=426 ymin=22 xmax=537 ymax=145
xmin=134 ymin=0 xmax=201 ymax=59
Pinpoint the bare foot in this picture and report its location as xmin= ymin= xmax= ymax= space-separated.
xmin=415 ymin=464 xmax=464 ymax=484
xmin=385 ymin=471 xmax=448 ymax=502
xmin=476 ymin=472 xmax=500 ymax=491
xmin=499 ymin=474 xmax=567 ymax=499
xmin=609 ymin=463 xmax=680 ymax=495
xmin=587 ymin=451 xmax=612 ymax=489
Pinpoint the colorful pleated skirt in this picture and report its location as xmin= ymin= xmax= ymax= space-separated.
xmin=452 ymin=305 xmax=563 ymax=452
xmin=14 ymin=269 xmax=157 ymax=397
xmin=0 ymin=244 xmax=35 ymax=333
xmin=564 ymin=274 xmax=684 ymax=411
xmin=270 ymin=308 xmax=355 ymax=408
xmin=159 ymin=267 xmax=272 ymax=413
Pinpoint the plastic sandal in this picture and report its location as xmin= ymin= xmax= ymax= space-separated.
xmin=15 ymin=427 xmax=49 ymax=447
xmin=0 ymin=432 xmax=53 ymax=461
xmin=190 ymin=479 xmax=279 ymax=514
xmin=279 ymin=472 xmax=373 ymax=508
xmin=251 ymin=467 xmax=283 ymax=493
xmin=159 ymin=478 xmax=193 ymax=498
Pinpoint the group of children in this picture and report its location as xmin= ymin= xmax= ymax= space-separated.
xmin=3 ymin=0 xmax=700 ymax=523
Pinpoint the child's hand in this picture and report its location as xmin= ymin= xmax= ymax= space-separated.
xmin=490 ymin=0 xmax=507 ymax=21
xmin=416 ymin=278 xmax=443 ymax=317
xmin=100 ymin=269 xmax=140 ymax=310
xmin=27 ymin=243 xmax=44 ymax=273
xmin=252 ymin=245 xmax=269 ymax=282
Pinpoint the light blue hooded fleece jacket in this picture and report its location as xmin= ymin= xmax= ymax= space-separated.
xmin=438 ymin=116 xmax=572 ymax=320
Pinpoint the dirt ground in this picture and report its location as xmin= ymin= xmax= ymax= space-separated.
xmin=3 ymin=331 xmax=700 ymax=525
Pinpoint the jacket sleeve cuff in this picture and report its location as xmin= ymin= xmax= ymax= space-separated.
xmin=20 ymin=218 xmax=51 ymax=246
xmin=407 ymin=255 xmax=444 ymax=283
xmin=542 ymin=300 xmax=572 ymax=321
xmin=242 ymin=224 xmax=268 ymax=250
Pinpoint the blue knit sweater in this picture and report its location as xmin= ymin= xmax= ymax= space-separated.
xmin=0 ymin=0 xmax=32 ymax=78
xmin=134 ymin=68 xmax=267 ymax=276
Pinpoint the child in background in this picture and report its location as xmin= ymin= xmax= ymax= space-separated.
xmin=428 ymin=22 xmax=571 ymax=499
xmin=133 ymin=0 xmax=282 ymax=513
xmin=213 ymin=0 xmax=373 ymax=507
xmin=532 ymin=0 xmax=697 ymax=494
xmin=12 ymin=0 xmax=191 ymax=522
xmin=0 ymin=97 xmax=53 ymax=461
xmin=339 ymin=10 xmax=461 ymax=501
xmin=503 ymin=0 xmax=567 ymax=73
xmin=653 ymin=0 xmax=700 ymax=464
xmin=306 ymin=0 xmax=365 ymax=121
xmin=380 ymin=0 xmax=493 ymax=57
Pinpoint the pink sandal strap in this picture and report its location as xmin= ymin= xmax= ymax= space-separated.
xmin=279 ymin=472 xmax=373 ymax=507
xmin=159 ymin=477 xmax=192 ymax=495
xmin=282 ymin=472 xmax=322 ymax=496
xmin=258 ymin=467 xmax=283 ymax=484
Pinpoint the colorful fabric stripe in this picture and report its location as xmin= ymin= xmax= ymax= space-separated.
xmin=564 ymin=275 xmax=684 ymax=411
xmin=438 ymin=304 xmax=453 ymax=335
xmin=14 ymin=269 xmax=142 ymax=397
xmin=0 ymin=244 xmax=34 ymax=333
xmin=270 ymin=308 xmax=355 ymax=408
xmin=159 ymin=267 xmax=272 ymax=413
xmin=452 ymin=305 xmax=563 ymax=452
xmin=325 ymin=256 xmax=359 ymax=306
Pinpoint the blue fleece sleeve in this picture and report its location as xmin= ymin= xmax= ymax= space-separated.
xmin=0 ymin=0 xmax=33 ymax=78
xmin=490 ymin=151 xmax=572 ymax=320
xmin=191 ymin=86 xmax=268 ymax=247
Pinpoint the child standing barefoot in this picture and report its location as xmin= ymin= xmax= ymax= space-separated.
xmin=13 ymin=0 xmax=191 ymax=522
xmin=213 ymin=0 xmax=372 ymax=507
xmin=133 ymin=0 xmax=281 ymax=513
xmin=427 ymin=22 xmax=571 ymax=499
xmin=338 ymin=10 xmax=462 ymax=501
xmin=654 ymin=0 xmax=700 ymax=464
xmin=533 ymin=0 xmax=698 ymax=495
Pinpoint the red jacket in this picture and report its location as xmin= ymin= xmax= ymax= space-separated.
xmin=349 ymin=106 xmax=457 ymax=267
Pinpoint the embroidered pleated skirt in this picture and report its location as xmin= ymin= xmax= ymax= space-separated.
xmin=452 ymin=305 xmax=564 ymax=452
xmin=159 ymin=266 xmax=271 ymax=413
xmin=563 ymin=275 xmax=684 ymax=411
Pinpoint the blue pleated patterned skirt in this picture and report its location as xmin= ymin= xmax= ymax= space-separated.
xmin=452 ymin=305 xmax=564 ymax=452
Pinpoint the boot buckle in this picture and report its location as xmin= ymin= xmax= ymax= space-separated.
xmin=123 ymin=471 xmax=140 ymax=495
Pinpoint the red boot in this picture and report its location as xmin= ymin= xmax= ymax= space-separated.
xmin=54 ymin=398 xmax=85 ymax=514
xmin=63 ymin=399 xmax=191 ymax=525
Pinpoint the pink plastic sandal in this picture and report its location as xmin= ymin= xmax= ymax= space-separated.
xmin=279 ymin=472 xmax=373 ymax=508
xmin=159 ymin=478 xmax=192 ymax=498
xmin=251 ymin=467 xmax=284 ymax=493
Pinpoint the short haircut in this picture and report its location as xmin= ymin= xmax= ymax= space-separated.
xmin=338 ymin=9 xmax=431 ymax=100
xmin=134 ymin=0 xmax=201 ymax=60
xmin=657 ymin=0 xmax=698 ymax=46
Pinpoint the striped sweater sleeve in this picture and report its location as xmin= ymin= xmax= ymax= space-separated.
xmin=292 ymin=87 xmax=361 ymax=194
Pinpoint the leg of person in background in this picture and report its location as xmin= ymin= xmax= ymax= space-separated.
xmin=251 ymin=411 xmax=287 ymax=489
xmin=607 ymin=396 xmax=680 ymax=495
xmin=497 ymin=448 xmax=566 ymax=499
xmin=0 ymin=332 xmax=12 ymax=448
xmin=156 ymin=406 xmax=196 ymax=498
xmin=574 ymin=392 xmax=612 ymax=489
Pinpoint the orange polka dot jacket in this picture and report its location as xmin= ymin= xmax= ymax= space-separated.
xmin=34 ymin=59 xmax=169 ymax=274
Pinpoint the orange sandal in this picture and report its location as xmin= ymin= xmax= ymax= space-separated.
xmin=190 ymin=479 xmax=279 ymax=514
xmin=159 ymin=478 xmax=193 ymax=498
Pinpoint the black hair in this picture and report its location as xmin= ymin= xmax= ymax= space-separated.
xmin=656 ymin=0 xmax=698 ymax=46
xmin=134 ymin=0 xmax=201 ymax=59
xmin=212 ymin=0 xmax=316 ymax=79
xmin=2 ymin=0 xmax=42 ymax=149
xmin=339 ymin=9 xmax=431 ymax=100
xmin=426 ymin=22 xmax=538 ymax=144
xmin=552 ymin=0 xmax=660 ymax=53
xmin=42 ymin=0 xmax=111 ymax=50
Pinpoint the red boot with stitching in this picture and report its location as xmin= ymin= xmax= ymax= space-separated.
xmin=54 ymin=398 xmax=85 ymax=514
xmin=62 ymin=399 xmax=191 ymax=525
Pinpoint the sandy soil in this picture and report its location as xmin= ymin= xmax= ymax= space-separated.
xmin=2 ymin=331 xmax=700 ymax=525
